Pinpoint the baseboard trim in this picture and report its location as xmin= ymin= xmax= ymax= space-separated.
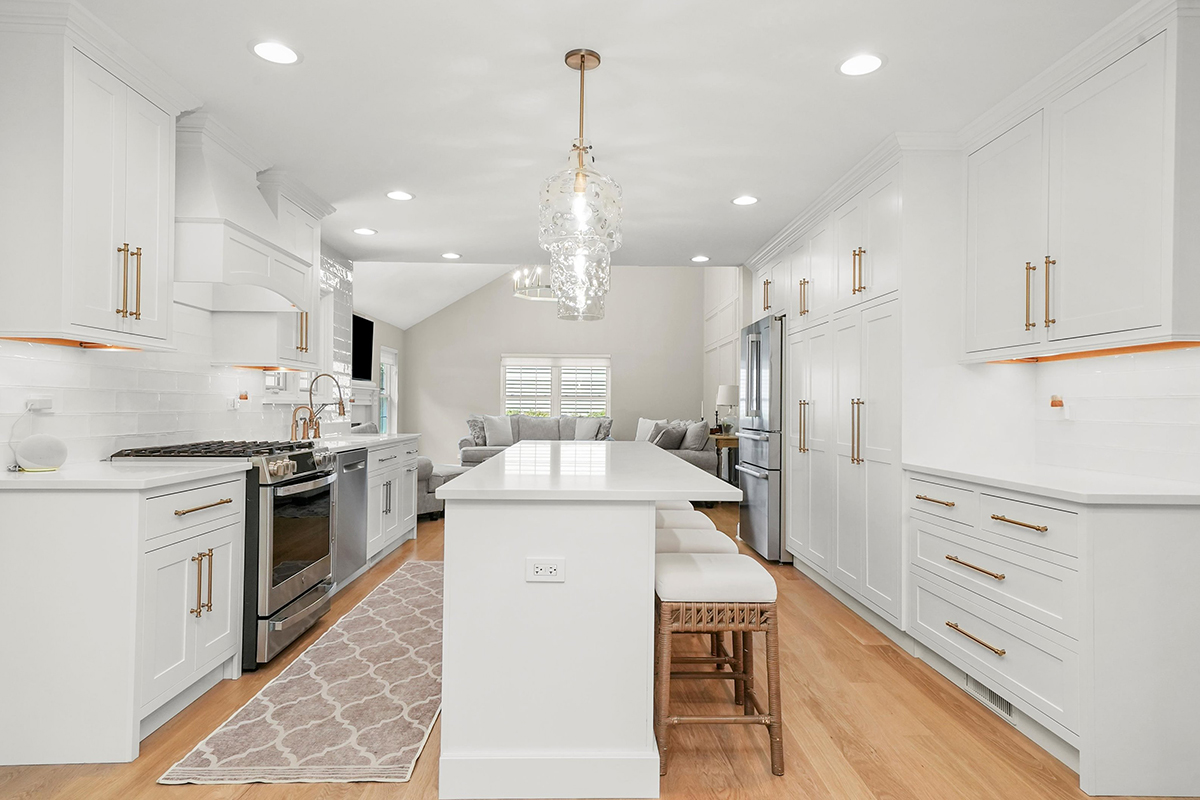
xmin=438 ymin=750 xmax=661 ymax=799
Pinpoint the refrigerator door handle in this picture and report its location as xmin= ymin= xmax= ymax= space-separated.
xmin=734 ymin=464 xmax=770 ymax=480
xmin=735 ymin=431 xmax=769 ymax=442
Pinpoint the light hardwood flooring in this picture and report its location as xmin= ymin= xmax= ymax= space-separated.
xmin=0 ymin=504 xmax=1159 ymax=800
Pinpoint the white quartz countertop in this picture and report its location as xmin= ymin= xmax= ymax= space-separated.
xmin=316 ymin=432 xmax=420 ymax=454
xmin=904 ymin=461 xmax=1200 ymax=505
xmin=0 ymin=461 xmax=251 ymax=491
xmin=438 ymin=440 xmax=743 ymax=502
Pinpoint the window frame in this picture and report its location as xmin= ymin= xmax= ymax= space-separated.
xmin=500 ymin=354 xmax=611 ymax=418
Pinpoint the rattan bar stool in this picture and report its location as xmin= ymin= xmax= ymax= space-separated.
xmin=655 ymin=509 xmax=717 ymax=530
xmin=654 ymin=553 xmax=783 ymax=777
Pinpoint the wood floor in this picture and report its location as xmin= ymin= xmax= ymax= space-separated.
xmin=0 ymin=504 xmax=1158 ymax=800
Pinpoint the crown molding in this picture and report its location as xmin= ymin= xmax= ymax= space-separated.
xmin=959 ymin=0 xmax=1187 ymax=150
xmin=0 ymin=0 xmax=200 ymax=115
xmin=177 ymin=110 xmax=272 ymax=173
xmin=258 ymin=169 xmax=337 ymax=220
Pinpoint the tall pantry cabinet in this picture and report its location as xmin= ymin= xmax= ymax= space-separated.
xmin=777 ymin=145 xmax=911 ymax=629
xmin=0 ymin=11 xmax=194 ymax=347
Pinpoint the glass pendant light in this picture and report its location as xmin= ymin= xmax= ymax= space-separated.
xmin=538 ymin=49 xmax=622 ymax=321
xmin=512 ymin=266 xmax=554 ymax=301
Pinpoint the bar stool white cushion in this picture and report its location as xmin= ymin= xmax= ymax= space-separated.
xmin=655 ymin=509 xmax=716 ymax=530
xmin=656 ymin=527 xmax=739 ymax=554
xmin=656 ymin=500 xmax=694 ymax=512
xmin=655 ymin=553 xmax=778 ymax=603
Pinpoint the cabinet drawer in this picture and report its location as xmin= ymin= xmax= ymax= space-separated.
xmin=145 ymin=479 xmax=242 ymax=542
xmin=911 ymin=519 xmax=1077 ymax=639
xmin=369 ymin=441 xmax=418 ymax=473
xmin=911 ymin=574 xmax=1077 ymax=733
xmin=910 ymin=477 xmax=978 ymax=525
xmin=980 ymin=493 xmax=1078 ymax=558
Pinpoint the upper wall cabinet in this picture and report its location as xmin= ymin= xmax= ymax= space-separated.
xmin=834 ymin=166 xmax=901 ymax=312
xmin=0 ymin=17 xmax=192 ymax=349
xmin=965 ymin=28 xmax=1198 ymax=360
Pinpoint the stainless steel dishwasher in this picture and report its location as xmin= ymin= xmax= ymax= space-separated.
xmin=333 ymin=448 xmax=368 ymax=587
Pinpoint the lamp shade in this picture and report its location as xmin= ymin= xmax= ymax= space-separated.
xmin=715 ymin=384 xmax=739 ymax=407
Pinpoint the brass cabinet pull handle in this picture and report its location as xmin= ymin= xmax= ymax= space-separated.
xmin=850 ymin=249 xmax=859 ymax=295
xmin=990 ymin=513 xmax=1048 ymax=532
xmin=798 ymin=400 xmax=809 ymax=453
xmin=301 ymin=312 xmax=307 ymax=352
xmin=174 ymin=497 xmax=233 ymax=517
xmin=945 ymin=554 xmax=1005 ymax=581
xmin=1024 ymin=261 xmax=1036 ymax=331
xmin=383 ymin=480 xmax=391 ymax=515
xmin=190 ymin=552 xmax=204 ymax=617
xmin=856 ymin=247 xmax=867 ymax=293
xmin=296 ymin=311 xmax=305 ymax=352
xmin=850 ymin=398 xmax=864 ymax=464
xmin=1044 ymin=256 xmax=1056 ymax=328
xmin=798 ymin=278 xmax=809 ymax=315
xmin=378 ymin=454 xmax=398 ymax=463
xmin=116 ymin=243 xmax=130 ymax=317
xmin=303 ymin=311 xmax=310 ymax=352
xmin=763 ymin=279 xmax=772 ymax=311
xmin=946 ymin=621 xmax=1006 ymax=656
xmin=202 ymin=548 xmax=214 ymax=612
xmin=916 ymin=494 xmax=955 ymax=508
xmin=131 ymin=247 xmax=143 ymax=320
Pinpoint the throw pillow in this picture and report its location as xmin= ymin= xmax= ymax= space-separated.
xmin=518 ymin=414 xmax=560 ymax=441
xmin=651 ymin=423 xmax=687 ymax=450
xmin=482 ymin=414 xmax=515 ymax=446
xmin=574 ymin=417 xmax=602 ymax=440
xmin=635 ymin=417 xmax=666 ymax=441
xmin=558 ymin=416 xmax=578 ymax=440
xmin=680 ymin=420 xmax=709 ymax=451
xmin=595 ymin=417 xmax=613 ymax=440
xmin=466 ymin=416 xmax=486 ymax=446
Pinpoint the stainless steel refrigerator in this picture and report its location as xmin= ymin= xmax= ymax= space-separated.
xmin=736 ymin=315 xmax=790 ymax=562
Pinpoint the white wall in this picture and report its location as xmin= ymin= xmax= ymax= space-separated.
xmin=402 ymin=266 xmax=704 ymax=464
xmin=702 ymin=267 xmax=743 ymax=428
xmin=0 ymin=305 xmax=296 ymax=465
xmin=1033 ymin=348 xmax=1200 ymax=482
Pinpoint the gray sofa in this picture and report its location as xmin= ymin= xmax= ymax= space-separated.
xmin=458 ymin=414 xmax=613 ymax=466
xmin=417 ymin=457 xmax=469 ymax=519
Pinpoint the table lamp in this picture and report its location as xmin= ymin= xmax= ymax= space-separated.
xmin=715 ymin=384 xmax=739 ymax=434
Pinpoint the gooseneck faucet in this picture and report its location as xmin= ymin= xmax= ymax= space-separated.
xmin=306 ymin=373 xmax=348 ymax=440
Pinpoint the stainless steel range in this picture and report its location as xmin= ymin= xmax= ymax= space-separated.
xmin=111 ymin=439 xmax=338 ymax=668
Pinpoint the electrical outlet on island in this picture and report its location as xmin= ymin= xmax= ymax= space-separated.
xmin=525 ymin=557 xmax=566 ymax=583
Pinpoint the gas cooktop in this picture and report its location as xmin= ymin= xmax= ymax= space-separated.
xmin=110 ymin=440 xmax=315 ymax=459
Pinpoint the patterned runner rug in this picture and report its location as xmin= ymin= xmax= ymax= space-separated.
xmin=160 ymin=560 xmax=443 ymax=784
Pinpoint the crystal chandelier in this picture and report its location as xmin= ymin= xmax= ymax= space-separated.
xmin=538 ymin=49 xmax=622 ymax=321
xmin=512 ymin=265 xmax=554 ymax=301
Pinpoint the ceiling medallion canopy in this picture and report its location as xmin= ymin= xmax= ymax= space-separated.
xmin=538 ymin=48 xmax=622 ymax=321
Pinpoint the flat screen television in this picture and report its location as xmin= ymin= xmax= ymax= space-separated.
xmin=352 ymin=314 xmax=374 ymax=381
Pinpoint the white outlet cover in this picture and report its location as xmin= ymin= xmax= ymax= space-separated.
xmin=525 ymin=557 xmax=566 ymax=583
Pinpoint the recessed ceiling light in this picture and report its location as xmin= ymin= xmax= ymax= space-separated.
xmin=732 ymin=196 xmax=758 ymax=206
xmin=839 ymin=54 xmax=883 ymax=76
xmin=353 ymin=228 xmax=377 ymax=236
xmin=442 ymin=252 xmax=462 ymax=259
xmin=252 ymin=41 xmax=300 ymax=65
xmin=691 ymin=255 xmax=710 ymax=263
xmin=386 ymin=190 xmax=414 ymax=201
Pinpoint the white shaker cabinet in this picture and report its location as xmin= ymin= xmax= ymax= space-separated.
xmin=834 ymin=166 xmax=901 ymax=312
xmin=365 ymin=439 xmax=420 ymax=560
xmin=786 ymin=322 xmax=834 ymax=571
xmin=829 ymin=297 xmax=903 ymax=625
xmin=0 ymin=30 xmax=184 ymax=348
xmin=964 ymin=30 xmax=1200 ymax=360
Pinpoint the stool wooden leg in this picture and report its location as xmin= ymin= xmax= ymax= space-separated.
xmin=655 ymin=603 xmax=674 ymax=776
xmin=710 ymin=632 xmax=723 ymax=670
xmin=733 ymin=632 xmax=745 ymax=705
xmin=765 ymin=617 xmax=784 ymax=776
xmin=742 ymin=629 xmax=755 ymax=716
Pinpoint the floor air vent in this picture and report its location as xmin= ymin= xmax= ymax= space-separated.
xmin=965 ymin=674 xmax=1014 ymax=721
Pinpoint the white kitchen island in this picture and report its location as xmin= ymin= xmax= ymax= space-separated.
xmin=435 ymin=440 xmax=742 ymax=799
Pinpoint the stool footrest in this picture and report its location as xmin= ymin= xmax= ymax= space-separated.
xmin=667 ymin=714 xmax=773 ymax=726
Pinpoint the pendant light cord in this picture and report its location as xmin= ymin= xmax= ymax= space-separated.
xmin=577 ymin=55 xmax=586 ymax=168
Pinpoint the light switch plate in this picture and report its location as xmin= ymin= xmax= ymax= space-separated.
xmin=525 ymin=557 xmax=566 ymax=583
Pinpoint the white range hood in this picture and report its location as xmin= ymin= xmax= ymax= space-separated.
xmin=174 ymin=110 xmax=333 ymax=309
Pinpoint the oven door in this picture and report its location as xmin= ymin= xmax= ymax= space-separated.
xmin=259 ymin=472 xmax=335 ymax=616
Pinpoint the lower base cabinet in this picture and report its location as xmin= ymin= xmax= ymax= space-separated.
xmin=366 ymin=441 xmax=419 ymax=560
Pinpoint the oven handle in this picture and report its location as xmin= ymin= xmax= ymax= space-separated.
xmin=268 ymin=582 xmax=333 ymax=632
xmin=273 ymin=473 xmax=337 ymax=497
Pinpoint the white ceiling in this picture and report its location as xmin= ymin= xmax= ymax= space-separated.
xmin=80 ymin=0 xmax=1138 ymax=325
xmin=354 ymin=262 xmax=514 ymax=330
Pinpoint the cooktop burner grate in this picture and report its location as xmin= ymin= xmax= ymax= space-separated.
xmin=111 ymin=440 xmax=315 ymax=459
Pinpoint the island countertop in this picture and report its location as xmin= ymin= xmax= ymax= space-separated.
xmin=436 ymin=440 xmax=742 ymax=502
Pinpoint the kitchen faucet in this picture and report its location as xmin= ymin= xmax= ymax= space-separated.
xmin=306 ymin=372 xmax=348 ymax=440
